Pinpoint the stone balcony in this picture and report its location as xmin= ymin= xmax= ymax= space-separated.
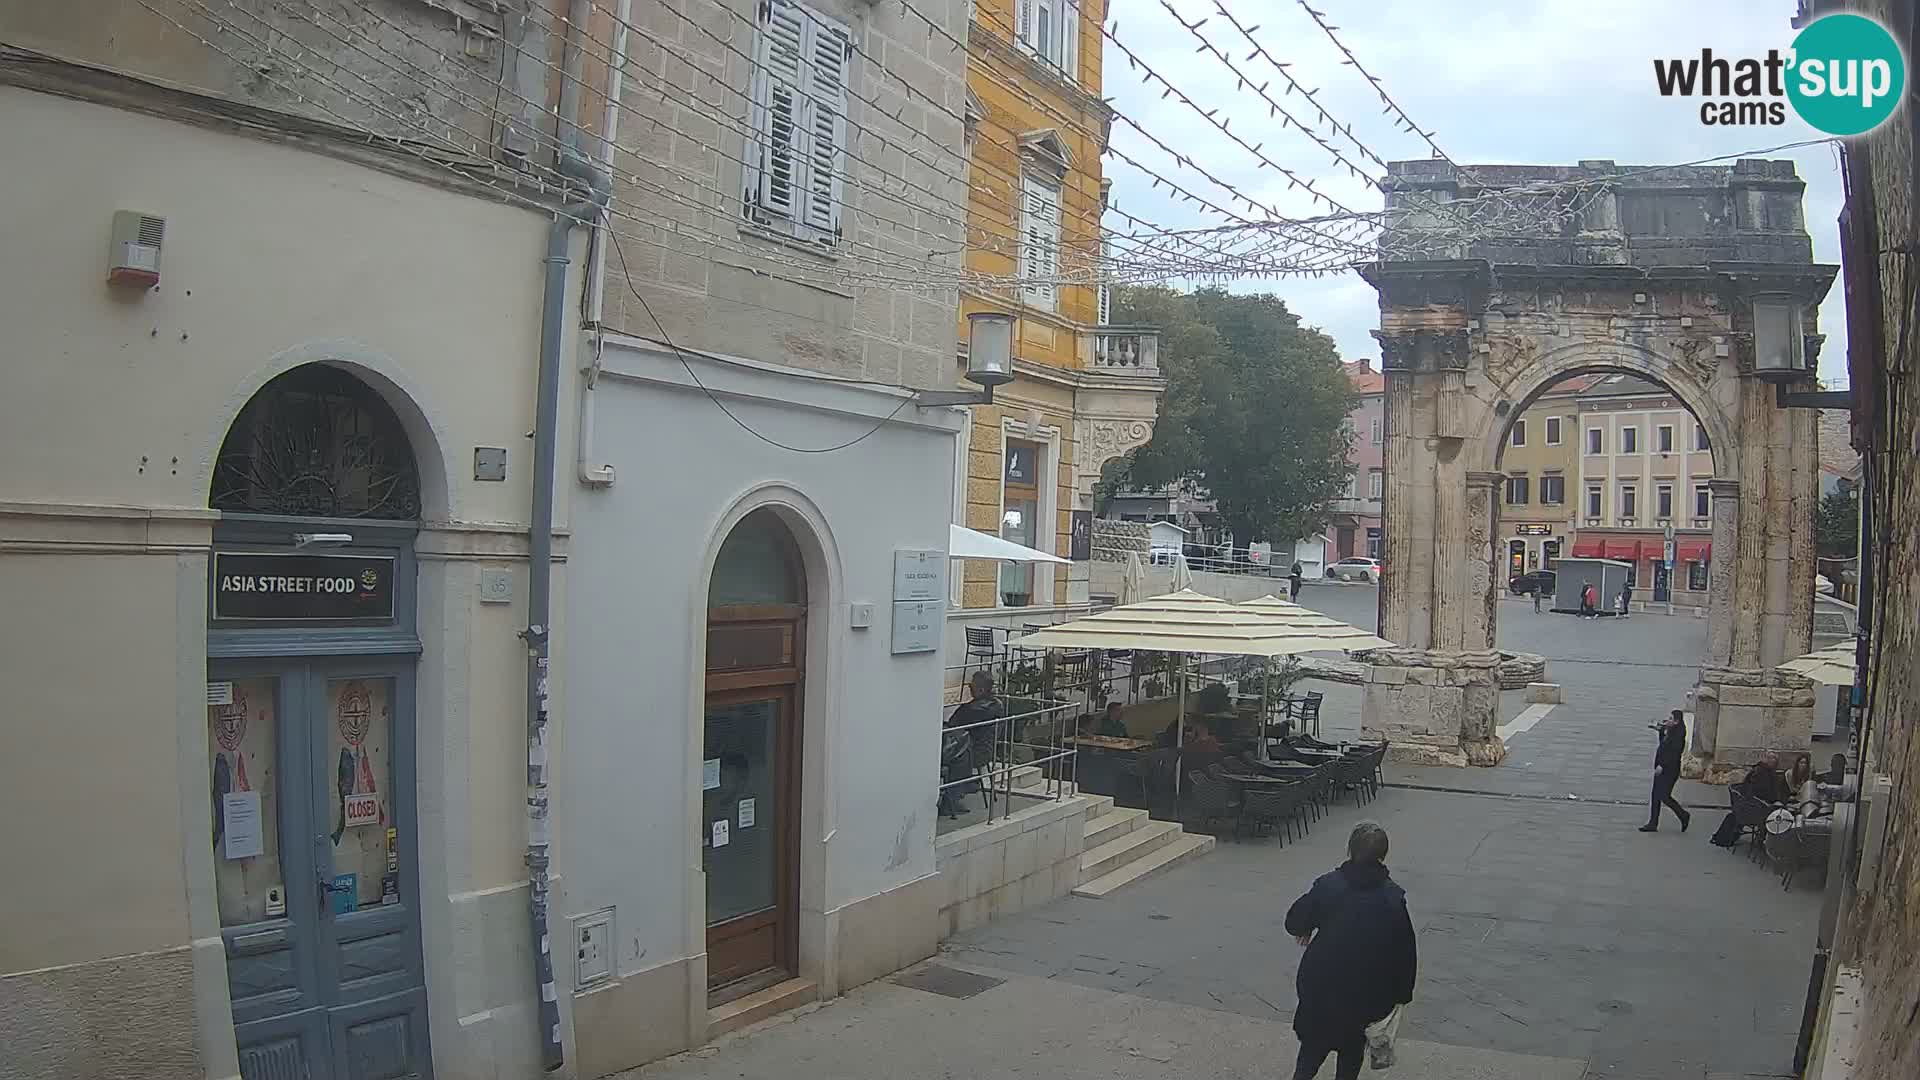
xmin=1328 ymin=497 xmax=1382 ymax=517
xmin=1092 ymin=327 xmax=1160 ymax=375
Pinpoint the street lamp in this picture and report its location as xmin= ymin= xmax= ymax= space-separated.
xmin=914 ymin=311 xmax=1016 ymax=407
xmin=1752 ymin=294 xmax=1850 ymax=410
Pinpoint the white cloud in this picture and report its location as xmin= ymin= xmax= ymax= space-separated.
xmin=1104 ymin=0 xmax=1848 ymax=385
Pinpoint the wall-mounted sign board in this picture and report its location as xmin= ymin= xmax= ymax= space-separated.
xmin=212 ymin=552 xmax=395 ymax=622
xmin=891 ymin=599 xmax=943 ymax=654
xmin=893 ymin=549 xmax=946 ymax=602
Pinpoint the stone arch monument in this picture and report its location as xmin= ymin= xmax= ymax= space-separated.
xmin=1360 ymin=159 xmax=1836 ymax=779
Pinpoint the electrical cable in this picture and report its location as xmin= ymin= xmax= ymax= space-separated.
xmin=607 ymin=223 xmax=919 ymax=453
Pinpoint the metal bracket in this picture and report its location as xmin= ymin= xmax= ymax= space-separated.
xmin=1774 ymin=384 xmax=1852 ymax=410
xmin=912 ymin=385 xmax=997 ymax=408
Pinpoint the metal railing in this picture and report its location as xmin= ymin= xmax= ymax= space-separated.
xmin=1088 ymin=539 xmax=1308 ymax=579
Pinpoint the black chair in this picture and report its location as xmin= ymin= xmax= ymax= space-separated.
xmin=1241 ymin=783 xmax=1306 ymax=843
xmin=963 ymin=626 xmax=999 ymax=676
xmin=1730 ymin=789 xmax=1774 ymax=859
xmin=1186 ymin=770 xmax=1243 ymax=837
xmin=1295 ymin=691 xmax=1324 ymax=735
xmin=1786 ymin=822 xmax=1831 ymax=891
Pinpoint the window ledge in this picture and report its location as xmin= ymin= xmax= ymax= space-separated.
xmin=738 ymin=221 xmax=841 ymax=263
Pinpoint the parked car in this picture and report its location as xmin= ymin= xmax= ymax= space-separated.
xmin=1325 ymin=556 xmax=1381 ymax=583
xmin=1509 ymin=569 xmax=1557 ymax=597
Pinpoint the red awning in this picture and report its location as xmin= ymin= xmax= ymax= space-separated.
xmin=1676 ymin=539 xmax=1711 ymax=562
xmin=1570 ymin=538 xmax=1604 ymax=558
xmin=1602 ymin=538 xmax=1642 ymax=560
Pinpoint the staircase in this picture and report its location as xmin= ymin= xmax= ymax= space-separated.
xmin=1071 ymin=804 xmax=1214 ymax=898
xmin=982 ymin=763 xmax=1215 ymax=899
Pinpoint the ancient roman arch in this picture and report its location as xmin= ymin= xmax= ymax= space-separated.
xmin=1359 ymin=159 xmax=1836 ymax=779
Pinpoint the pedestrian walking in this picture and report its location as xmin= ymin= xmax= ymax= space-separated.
xmin=1284 ymin=822 xmax=1418 ymax=1080
xmin=1620 ymin=578 xmax=1634 ymax=618
xmin=1531 ymin=583 xmax=1543 ymax=613
xmin=1580 ymin=582 xmax=1598 ymax=618
xmin=1289 ymin=561 xmax=1304 ymax=602
xmin=1640 ymin=709 xmax=1691 ymax=832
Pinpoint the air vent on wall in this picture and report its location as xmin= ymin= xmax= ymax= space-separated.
xmin=108 ymin=210 xmax=165 ymax=288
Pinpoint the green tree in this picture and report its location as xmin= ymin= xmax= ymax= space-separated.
xmin=1108 ymin=286 xmax=1356 ymax=545
xmin=1814 ymin=484 xmax=1859 ymax=558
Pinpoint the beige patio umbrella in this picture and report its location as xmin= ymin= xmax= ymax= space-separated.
xmin=1013 ymin=590 xmax=1394 ymax=796
xmin=1171 ymin=552 xmax=1195 ymax=592
xmin=1777 ymin=642 xmax=1857 ymax=685
xmin=1119 ymin=550 xmax=1149 ymax=607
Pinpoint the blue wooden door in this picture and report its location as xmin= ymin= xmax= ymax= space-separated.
xmin=212 ymin=662 xmax=431 ymax=1080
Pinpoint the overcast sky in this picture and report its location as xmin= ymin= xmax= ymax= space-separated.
xmin=1104 ymin=0 xmax=1848 ymax=386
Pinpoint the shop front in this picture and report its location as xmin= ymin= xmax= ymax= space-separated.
xmin=1503 ymin=523 xmax=1566 ymax=581
xmin=204 ymin=366 xmax=432 ymax=1079
xmin=1568 ymin=532 xmax=1713 ymax=608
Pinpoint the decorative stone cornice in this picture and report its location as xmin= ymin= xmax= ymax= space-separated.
xmin=1374 ymin=327 xmax=1472 ymax=373
xmin=1360 ymin=259 xmax=1491 ymax=312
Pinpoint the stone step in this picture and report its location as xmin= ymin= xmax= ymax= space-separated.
xmin=1078 ymin=819 xmax=1180 ymax=880
xmin=1079 ymin=794 xmax=1116 ymax=816
xmin=1083 ymin=807 xmax=1149 ymax=850
xmin=707 ymin=977 xmax=818 ymax=1038
xmin=1071 ymin=832 xmax=1215 ymax=899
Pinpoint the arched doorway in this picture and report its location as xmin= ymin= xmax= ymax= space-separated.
xmin=206 ymin=363 xmax=432 ymax=1079
xmin=703 ymin=509 xmax=807 ymax=1001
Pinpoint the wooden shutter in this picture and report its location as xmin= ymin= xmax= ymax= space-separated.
xmin=752 ymin=0 xmax=807 ymax=222
xmin=801 ymin=17 xmax=849 ymax=237
xmin=1020 ymin=177 xmax=1059 ymax=310
xmin=1015 ymin=0 xmax=1035 ymax=52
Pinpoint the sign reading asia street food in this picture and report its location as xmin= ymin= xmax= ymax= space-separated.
xmin=213 ymin=552 xmax=396 ymax=621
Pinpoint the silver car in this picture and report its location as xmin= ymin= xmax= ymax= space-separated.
xmin=1325 ymin=556 xmax=1381 ymax=583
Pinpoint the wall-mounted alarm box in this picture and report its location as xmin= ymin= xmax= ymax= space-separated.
xmin=108 ymin=210 xmax=165 ymax=288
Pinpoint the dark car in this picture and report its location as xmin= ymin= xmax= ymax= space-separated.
xmin=1509 ymin=569 xmax=1557 ymax=597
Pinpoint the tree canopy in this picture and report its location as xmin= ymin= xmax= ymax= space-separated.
xmin=1814 ymin=484 xmax=1859 ymax=559
xmin=1104 ymin=286 xmax=1356 ymax=545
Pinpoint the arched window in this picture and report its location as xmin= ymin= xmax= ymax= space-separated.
xmin=212 ymin=364 xmax=421 ymax=519
xmin=709 ymin=510 xmax=805 ymax=608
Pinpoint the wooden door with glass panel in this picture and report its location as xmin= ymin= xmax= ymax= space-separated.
xmin=704 ymin=510 xmax=806 ymax=999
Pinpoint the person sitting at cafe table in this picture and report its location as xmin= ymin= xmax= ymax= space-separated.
xmin=1097 ymin=702 xmax=1130 ymax=738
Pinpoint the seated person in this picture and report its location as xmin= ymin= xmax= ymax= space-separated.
xmin=1185 ymin=721 xmax=1221 ymax=753
xmin=1822 ymin=752 xmax=1848 ymax=787
xmin=1737 ymin=751 xmax=1792 ymax=805
xmin=1096 ymin=702 xmax=1130 ymax=738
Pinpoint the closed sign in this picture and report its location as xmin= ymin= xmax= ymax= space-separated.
xmin=343 ymin=792 xmax=380 ymax=829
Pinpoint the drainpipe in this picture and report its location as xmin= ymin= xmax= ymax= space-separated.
xmin=527 ymin=10 xmax=612 ymax=1065
xmin=578 ymin=0 xmax=631 ymax=488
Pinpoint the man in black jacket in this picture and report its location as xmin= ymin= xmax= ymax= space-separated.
xmin=1284 ymin=822 xmax=1418 ymax=1080
xmin=1640 ymin=709 xmax=1691 ymax=832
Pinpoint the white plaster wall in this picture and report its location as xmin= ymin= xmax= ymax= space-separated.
xmin=0 ymin=87 xmax=581 ymax=1079
xmin=557 ymin=337 xmax=960 ymax=1000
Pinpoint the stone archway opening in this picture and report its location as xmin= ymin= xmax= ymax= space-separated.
xmin=1359 ymin=158 xmax=1836 ymax=777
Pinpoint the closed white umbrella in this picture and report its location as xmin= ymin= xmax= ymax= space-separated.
xmin=1014 ymin=589 xmax=1393 ymax=657
xmin=1120 ymin=550 xmax=1148 ymax=607
xmin=1171 ymin=553 xmax=1195 ymax=592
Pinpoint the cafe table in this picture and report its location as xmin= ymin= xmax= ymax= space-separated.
xmin=1062 ymin=734 xmax=1154 ymax=800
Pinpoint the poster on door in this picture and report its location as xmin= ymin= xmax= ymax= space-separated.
xmin=328 ymin=678 xmax=395 ymax=910
xmin=208 ymin=677 xmax=284 ymax=926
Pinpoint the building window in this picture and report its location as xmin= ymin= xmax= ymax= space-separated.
xmin=1510 ymin=419 xmax=1527 ymax=448
xmin=1587 ymin=485 xmax=1603 ymax=518
xmin=1695 ymin=484 xmax=1711 ymax=518
xmin=1657 ymin=424 xmax=1674 ymax=453
xmin=1000 ymin=438 xmax=1041 ymax=605
xmin=1545 ymin=416 xmax=1562 ymax=445
xmin=1541 ymin=474 xmax=1565 ymax=505
xmin=1019 ymin=175 xmax=1062 ymax=311
xmin=1696 ymin=423 xmax=1710 ymax=450
xmin=1368 ymin=469 xmax=1384 ymax=500
xmin=1017 ymin=0 xmax=1082 ymax=79
xmin=1620 ymin=484 xmax=1637 ymax=519
xmin=1657 ymin=483 xmax=1673 ymax=518
xmin=1505 ymin=474 xmax=1530 ymax=504
xmin=1344 ymin=474 xmax=1359 ymax=500
xmin=1370 ymin=416 xmax=1383 ymax=444
xmin=1587 ymin=427 xmax=1604 ymax=455
xmin=1621 ymin=426 xmax=1639 ymax=454
xmin=744 ymin=0 xmax=849 ymax=247
xmin=1688 ymin=561 xmax=1708 ymax=590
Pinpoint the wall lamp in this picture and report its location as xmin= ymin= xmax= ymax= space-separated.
xmin=1752 ymin=294 xmax=1851 ymax=410
xmin=914 ymin=312 xmax=1015 ymax=407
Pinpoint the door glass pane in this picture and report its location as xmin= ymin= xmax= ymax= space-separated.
xmin=210 ymin=677 xmax=284 ymax=927
xmin=999 ymin=500 xmax=1037 ymax=602
xmin=326 ymin=678 xmax=399 ymax=912
xmin=704 ymin=698 xmax=779 ymax=925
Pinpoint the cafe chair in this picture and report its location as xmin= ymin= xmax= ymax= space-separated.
xmin=1240 ymin=784 xmax=1304 ymax=843
xmin=964 ymin=625 xmax=999 ymax=677
xmin=1185 ymin=770 xmax=1243 ymax=838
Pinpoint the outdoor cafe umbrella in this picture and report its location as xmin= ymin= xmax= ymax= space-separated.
xmin=1119 ymin=550 xmax=1148 ymax=607
xmin=1013 ymin=590 xmax=1394 ymax=799
xmin=1776 ymin=642 xmax=1858 ymax=686
xmin=1172 ymin=552 xmax=1195 ymax=591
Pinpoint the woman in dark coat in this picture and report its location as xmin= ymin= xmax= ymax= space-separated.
xmin=1284 ymin=822 xmax=1418 ymax=1080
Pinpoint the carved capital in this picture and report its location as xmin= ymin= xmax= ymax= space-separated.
xmin=1433 ymin=329 xmax=1470 ymax=371
xmin=1465 ymin=471 xmax=1506 ymax=492
xmin=1731 ymin=332 xmax=1756 ymax=374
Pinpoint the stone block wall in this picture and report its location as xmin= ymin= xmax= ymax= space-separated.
xmin=934 ymin=796 xmax=1089 ymax=938
xmin=1091 ymin=518 xmax=1148 ymax=562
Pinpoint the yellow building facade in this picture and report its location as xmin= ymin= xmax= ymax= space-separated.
xmin=1496 ymin=384 xmax=1584 ymax=577
xmin=954 ymin=0 xmax=1164 ymax=613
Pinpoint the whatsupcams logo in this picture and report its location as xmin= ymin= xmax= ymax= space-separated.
xmin=1653 ymin=13 xmax=1906 ymax=135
